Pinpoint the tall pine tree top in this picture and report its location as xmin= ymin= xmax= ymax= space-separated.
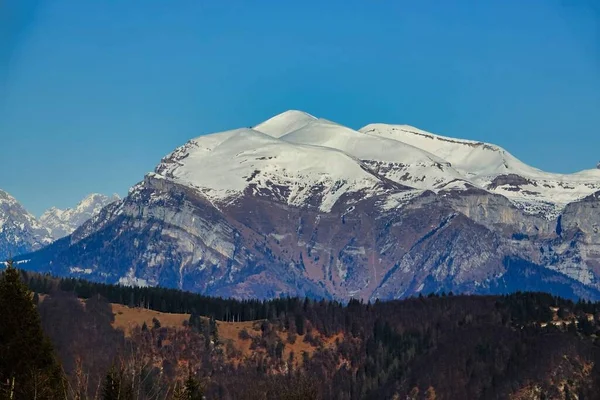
xmin=0 ymin=260 xmax=65 ymax=399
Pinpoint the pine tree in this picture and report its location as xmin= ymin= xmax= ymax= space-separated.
xmin=209 ymin=316 xmax=219 ymax=345
xmin=189 ymin=311 xmax=204 ymax=333
xmin=0 ymin=260 xmax=65 ymax=399
xmin=101 ymin=365 xmax=133 ymax=400
xmin=172 ymin=374 xmax=204 ymax=400
xmin=102 ymin=366 xmax=120 ymax=400
xmin=183 ymin=374 xmax=204 ymax=400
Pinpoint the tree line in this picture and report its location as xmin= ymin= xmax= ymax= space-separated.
xmin=4 ymin=264 xmax=600 ymax=398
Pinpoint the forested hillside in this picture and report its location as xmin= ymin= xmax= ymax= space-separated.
xmin=4 ymin=267 xmax=600 ymax=399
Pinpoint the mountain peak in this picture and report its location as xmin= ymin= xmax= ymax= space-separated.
xmin=40 ymin=193 xmax=119 ymax=239
xmin=155 ymin=125 xmax=394 ymax=212
xmin=16 ymin=112 xmax=600 ymax=303
xmin=0 ymin=188 xmax=52 ymax=260
xmin=77 ymin=193 xmax=110 ymax=207
xmin=253 ymin=110 xmax=317 ymax=138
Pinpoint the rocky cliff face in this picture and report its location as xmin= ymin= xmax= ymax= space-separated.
xmin=17 ymin=111 xmax=600 ymax=301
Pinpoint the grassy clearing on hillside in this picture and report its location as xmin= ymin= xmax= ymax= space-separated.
xmin=111 ymin=303 xmax=189 ymax=335
xmin=109 ymin=303 xmax=341 ymax=366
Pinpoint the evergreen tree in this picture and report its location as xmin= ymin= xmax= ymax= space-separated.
xmin=189 ymin=311 xmax=204 ymax=333
xmin=209 ymin=316 xmax=219 ymax=345
xmin=184 ymin=374 xmax=204 ymax=400
xmin=102 ymin=367 xmax=121 ymax=400
xmin=0 ymin=260 xmax=65 ymax=399
xmin=173 ymin=374 xmax=204 ymax=400
xmin=101 ymin=365 xmax=133 ymax=400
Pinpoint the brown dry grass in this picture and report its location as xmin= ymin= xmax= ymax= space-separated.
xmin=111 ymin=303 xmax=189 ymax=336
xmin=109 ymin=304 xmax=343 ymax=366
xmin=216 ymin=320 xmax=260 ymax=357
xmin=218 ymin=320 xmax=343 ymax=366
xmin=39 ymin=294 xmax=344 ymax=368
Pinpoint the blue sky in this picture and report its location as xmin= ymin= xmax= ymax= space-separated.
xmin=1 ymin=0 xmax=599 ymax=215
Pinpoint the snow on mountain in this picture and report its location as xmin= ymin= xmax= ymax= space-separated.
xmin=359 ymin=124 xmax=537 ymax=177
xmin=157 ymin=112 xmax=598 ymax=217
xmin=253 ymin=110 xmax=318 ymax=138
xmin=17 ymin=110 xmax=600 ymax=301
xmin=40 ymin=193 xmax=120 ymax=239
xmin=155 ymin=127 xmax=405 ymax=212
xmin=361 ymin=123 xmax=600 ymax=217
xmin=279 ymin=118 xmax=467 ymax=190
xmin=0 ymin=189 xmax=53 ymax=260
xmin=154 ymin=111 xmax=475 ymax=214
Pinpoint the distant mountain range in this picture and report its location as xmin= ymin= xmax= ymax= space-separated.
xmin=0 ymin=192 xmax=118 ymax=260
xmin=11 ymin=110 xmax=600 ymax=300
xmin=40 ymin=193 xmax=121 ymax=239
xmin=0 ymin=190 xmax=53 ymax=260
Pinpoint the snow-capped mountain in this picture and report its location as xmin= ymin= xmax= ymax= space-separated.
xmin=361 ymin=124 xmax=600 ymax=217
xmin=0 ymin=189 xmax=53 ymax=260
xmin=17 ymin=111 xmax=600 ymax=301
xmin=40 ymin=193 xmax=120 ymax=239
xmin=266 ymin=113 xmax=466 ymax=191
xmin=160 ymin=110 xmax=599 ymax=215
xmin=155 ymin=126 xmax=398 ymax=213
xmin=0 ymin=190 xmax=120 ymax=261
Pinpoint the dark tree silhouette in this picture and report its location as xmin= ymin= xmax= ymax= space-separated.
xmin=0 ymin=260 xmax=65 ymax=399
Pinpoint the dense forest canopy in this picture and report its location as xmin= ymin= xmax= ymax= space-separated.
xmin=3 ymin=266 xmax=600 ymax=399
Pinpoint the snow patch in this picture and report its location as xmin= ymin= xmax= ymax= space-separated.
xmin=69 ymin=267 xmax=93 ymax=274
xmin=118 ymin=268 xmax=149 ymax=287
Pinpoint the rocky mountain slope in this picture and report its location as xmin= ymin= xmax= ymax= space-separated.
xmin=40 ymin=193 xmax=120 ymax=239
xmin=17 ymin=111 xmax=600 ymax=300
xmin=0 ymin=189 xmax=53 ymax=260
xmin=0 ymin=190 xmax=119 ymax=260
